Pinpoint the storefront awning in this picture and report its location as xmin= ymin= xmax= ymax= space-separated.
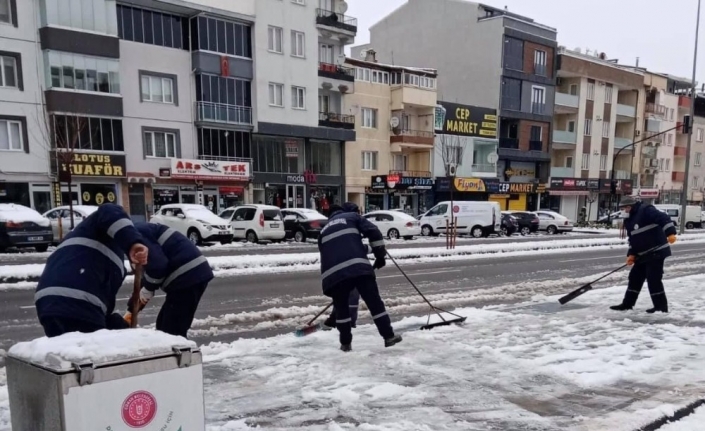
xmin=549 ymin=190 xmax=590 ymax=196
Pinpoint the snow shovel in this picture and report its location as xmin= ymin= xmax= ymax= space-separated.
xmin=129 ymin=264 xmax=143 ymax=328
xmin=386 ymin=251 xmax=467 ymax=330
xmin=294 ymin=302 xmax=334 ymax=337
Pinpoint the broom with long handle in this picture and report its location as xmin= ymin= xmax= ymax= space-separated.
xmin=129 ymin=265 xmax=143 ymax=328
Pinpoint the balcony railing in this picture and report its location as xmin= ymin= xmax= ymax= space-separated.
xmin=674 ymin=146 xmax=687 ymax=157
xmin=644 ymin=131 xmax=663 ymax=143
xmin=198 ymin=154 xmax=253 ymax=165
xmin=315 ymin=8 xmax=357 ymax=33
xmin=499 ymin=137 xmax=519 ymax=149
xmin=390 ymin=129 xmax=434 ymax=145
xmin=390 ymin=170 xmax=432 ymax=178
xmin=533 ymin=63 xmax=547 ymax=77
xmin=318 ymin=112 xmax=355 ymax=130
xmin=318 ymin=62 xmax=355 ymax=82
xmin=531 ymin=102 xmax=546 ymax=115
xmin=614 ymin=169 xmax=631 ymax=180
xmin=645 ymin=103 xmax=667 ymax=117
xmin=195 ymin=102 xmax=252 ymax=126
xmin=555 ymin=92 xmax=579 ymax=108
xmin=616 ymin=103 xmax=636 ymax=118
xmin=672 ymin=171 xmax=685 ymax=182
xmin=553 ymin=130 xmax=576 ymax=144
xmin=471 ymin=164 xmax=497 ymax=173
xmin=529 ymin=140 xmax=543 ymax=151
xmin=551 ymin=167 xmax=574 ymax=178
xmin=614 ymin=137 xmax=632 ymax=149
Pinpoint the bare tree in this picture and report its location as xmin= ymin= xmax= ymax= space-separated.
xmin=435 ymin=134 xmax=469 ymax=249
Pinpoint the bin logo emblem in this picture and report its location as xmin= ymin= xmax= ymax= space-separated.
xmin=122 ymin=391 xmax=157 ymax=428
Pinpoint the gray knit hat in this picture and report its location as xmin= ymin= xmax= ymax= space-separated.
xmin=618 ymin=196 xmax=638 ymax=207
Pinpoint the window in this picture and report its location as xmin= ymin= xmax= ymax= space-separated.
xmin=306 ymin=139 xmax=342 ymax=175
xmin=144 ymin=131 xmax=177 ymax=158
xmin=197 ymin=128 xmax=250 ymax=160
xmin=291 ymin=31 xmax=305 ymax=57
xmin=569 ymin=84 xmax=578 ymax=95
xmin=0 ymin=119 xmax=22 ymax=151
xmin=600 ymin=155 xmax=607 ymax=171
xmin=117 ymin=5 xmax=185 ymax=49
xmin=581 ymin=153 xmax=589 ymax=170
xmin=698 ymin=128 xmax=704 ymax=142
xmin=533 ymin=50 xmax=547 ymax=76
xmin=531 ymin=86 xmax=545 ymax=114
xmin=0 ymin=0 xmax=11 ymax=25
xmin=604 ymin=86 xmax=613 ymax=104
xmin=658 ymin=158 xmax=664 ymax=170
xmin=390 ymin=72 xmax=402 ymax=85
xmin=392 ymin=154 xmax=407 ymax=171
xmin=503 ymin=37 xmax=523 ymax=71
xmin=268 ymin=26 xmax=283 ymax=53
xmin=665 ymin=159 xmax=670 ymax=171
xmin=355 ymin=67 xmax=370 ymax=82
xmin=292 ymin=0 xmax=305 ymax=3
xmin=670 ymin=108 xmax=675 ymax=121
xmin=44 ymin=0 xmax=116 ymax=35
xmin=565 ymin=156 xmax=573 ymax=168
xmin=361 ymin=151 xmax=378 ymax=170
xmin=419 ymin=76 xmax=436 ymax=89
xmin=192 ymin=16 xmax=251 ymax=57
xmin=291 ymin=86 xmax=306 ymax=109
xmin=567 ymin=121 xmax=576 ymax=133
xmin=404 ymin=73 xmax=420 ymax=86
xmin=501 ymin=78 xmax=521 ymax=111
xmin=587 ymin=82 xmax=595 ymax=100
xmin=196 ymin=74 xmax=251 ymax=108
xmin=530 ymin=125 xmax=542 ymax=141
xmin=0 ymin=55 xmax=17 ymax=88
xmin=52 ymin=115 xmax=124 ymax=152
xmin=696 ymin=152 xmax=702 ymax=166
xmin=45 ymin=51 xmax=120 ymax=94
xmin=318 ymin=94 xmax=329 ymax=113
xmin=319 ymin=44 xmax=334 ymax=63
xmin=667 ymin=133 xmax=673 ymax=146
xmin=584 ymin=119 xmax=592 ymax=136
xmin=602 ymin=121 xmax=610 ymax=138
xmin=693 ymin=177 xmax=700 ymax=188
xmin=252 ymin=135 xmax=301 ymax=173
xmin=141 ymin=74 xmax=175 ymax=104
xmin=371 ymin=70 xmax=389 ymax=84
xmin=268 ymin=83 xmax=283 ymax=106
xmin=362 ymin=108 xmax=377 ymax=128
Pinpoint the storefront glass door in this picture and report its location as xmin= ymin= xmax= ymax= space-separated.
xmin=286 ymin=185 xmax=305 ymax=208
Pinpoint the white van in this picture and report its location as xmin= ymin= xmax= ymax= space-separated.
xmin=219 ymin=204 xmax=286 ymax=243
xmin=654 ymin=204 xmax=702 ymax=229
xmin=419 ymin=201 xmax=501 ymax=238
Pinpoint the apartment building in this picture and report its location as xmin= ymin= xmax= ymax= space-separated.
xmin=352 ymin=0 xmax=556 ymax=204
xmin=252 ymin=0 xmax=355 ymax=212
xmin=548 ymin=48 xmax=641 ymax=220
xmin=343 ymin=52 xmax=437 ymax=215
xmin=686 ymin=94 xmax=705 ymax=204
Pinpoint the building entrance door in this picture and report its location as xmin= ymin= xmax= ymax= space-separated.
xmin=286 ymin=184 xmax=305 ymax=208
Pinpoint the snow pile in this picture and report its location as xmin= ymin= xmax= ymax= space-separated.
xmin=8 ymin=329 xmax=195 ymax=370
xmin=659 ymin=406 xmax=705 ymax=431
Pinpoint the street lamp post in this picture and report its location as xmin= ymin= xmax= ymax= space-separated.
xmin=679 ymin=0 xmax=701 ymax=234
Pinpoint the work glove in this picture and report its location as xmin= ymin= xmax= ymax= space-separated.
xmin=123 ymin=311 xmax=133 ymax=326
xmin=626 ymin=255 xmax=636 ymax=266
xmin=667 ymin=234 xmax=677 ymax=245
xmin=373 ymin=257 xmax=386 ymax=270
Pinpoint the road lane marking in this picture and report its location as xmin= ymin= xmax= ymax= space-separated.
xmin=378 ymin=269 xmax=462 ymax=279
xmin=559 ymin=247 xmax=705 ymax=263
xmin=19 ymin=294 xmax=166 ymax=310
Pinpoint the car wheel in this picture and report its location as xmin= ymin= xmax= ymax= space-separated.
xmin=388 ymin=228 xmax=400 ymax=240
xmin=246 ymin=230 xmax=259 ymax=243
xmin=188 ymin=229 xmax=202 ymax=245
xmin=547 ymin=225 xmax=558 ymax=235
xmin=35 ymin=244 xmax=49 ymax=252
xmin=500 ymin=226 xmax=508 ymax=236
xmin=520 ymin=227 xmax=531 ymax=236
xmin=686 ymin=222 xmax=695 ymax=229
xmin=421 ymin=225 xmax=434 ymax=236
xmin=294 ymin=230 xmax=306 ymax=243
xmin=471 ymin=226 xmax=484 ymax=238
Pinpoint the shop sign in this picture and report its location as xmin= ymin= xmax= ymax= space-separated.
xmin=286 ymin=170 xmax=317 ymax=184
xmin=285 ymin=140 xmax=299 ymax=158
xmin=371 ymin=176 xmax=386 ymax=189
xmin=504 ymin=164 xmax=536 ymax=179
xmin=171 ymin=158 xmax=250 ymax=181
xmin=220 ymin=186 xmax=244 ymax=195
xmin=598 ymin=179 xmax=633 ymax=194
xmin=58 ymin=153 xmax=126 ymax=178
xmin=498 ymin=182 xmax=538 ymax=194
xmin=52 ymin=182 xmax=62 ymax=207
xmin=437 ymin=101 xmax=497 ymax=138
xmin=397 ymin=177 xmax=433 ymax=190
xmin=549 ymin=178 xmax=600 ymax=191
xmin=638 ymin=189 xmax=660 ymax=198
xmin=454 ymin=178 xmax=488 ymax=192
xmin=159 ymin=168 xmax=171 ymax=177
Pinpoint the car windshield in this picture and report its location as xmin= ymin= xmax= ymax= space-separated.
xmin=263 ymin=210 xmax=282 ymax=221
xmin=185 ymin=208 xmax=221 ymax=222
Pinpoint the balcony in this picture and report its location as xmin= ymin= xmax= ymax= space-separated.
xmin=614 ymin=137 xmax=633 ymax=150
xmin=471 ymin=164 xmax=497 ymax=174
xmin=316 ymin=9 xmax=357 ymax=34
xmin=551 ymin=167 xmax=575 ymax=178
xmin=552 ymin=130 xmax=576 ymax=149
xmin=499 ymin=137 xmax=519 ymax=149
xmin=679 ymin=95 xmax=691 ymax=109
xmin=616 ymin=103 xmax=636 ymax=122
xmin=531 ymin=102 xmax=546 ymax=115
xmin=675 ymin=146 xmax=687 ymax=157
xmin=614 ymin=169 xmax=631 ymax=180
xmin=390 ymin=85 xmax=437 ymax=110
xmin=318 ymin=112 xmax=355 ymax=130
xmin=645 ymin=103 xmax=667 ymax=117
xmin=389 ymin=129 xmax=434 ymax=147
xmin=318 ymin=62 xmax=354 ymax=83
xmin=533 ymin=63 xmax=547 ymax=77
xmin=554 ymin=92 xmax=579 ymax=114
xmin=644 ymin=131 xmax=663 ymax=143
xmin=195 ymin=102 xmax=252 ymax=126
xmin=529 ymin=140 xmax=543 ymax=151
xmin=390 ymin=170 xmax=432 ymax=178
xmin=672 ymin=171 xmax=686 ymax=182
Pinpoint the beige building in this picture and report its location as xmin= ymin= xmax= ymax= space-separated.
xmin=343 ymin=51 xmax=438 ymax=214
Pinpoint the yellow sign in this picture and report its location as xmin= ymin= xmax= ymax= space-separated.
xmin=59 ymin=153 xmax=126 ymax=177
xmin=96 ymin=193 xmax=105 ymax=205
xmin=82 ymin=191 xmax=90 ymax=202
xmin=454 ymin=178 xmax=486 ymax=192
xmin=508 ymin=183 xmax=536 ymax=193
xmin=505 ymin=167 xmax=536 ymax=178
xmin=107 ymin=192 xmax=116 ymax=203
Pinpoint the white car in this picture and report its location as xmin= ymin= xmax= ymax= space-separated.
xmin=43 ymin=205 xmax=99 ymax=243
xmin=219 ymin=204 xmax=286 ymax=243
xmin=534 ymin=210 xmax=574 ymax=234
xmin=363 ymin=210 xmax=421 ymax=240
xmin=150 ymin=204 xmax=234 ymax=245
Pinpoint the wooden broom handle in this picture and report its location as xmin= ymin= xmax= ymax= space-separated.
xmin=130 ymin=264 xmax=143 ymax=328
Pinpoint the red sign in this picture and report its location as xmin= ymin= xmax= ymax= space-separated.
xmin=122 ymin=391 xmax=157 ymax=428
xmin=453 ymin=205 xmax=460 ymax=213
xmin=221 ymin=56 xmax=229 ymax=76
xmin=639 ymin=189 xmax=660 ymax=198
xmin=303 ymin=170 xmax=317 ymax=184
xmin=220 ymin=186 xmax=244 ymax=194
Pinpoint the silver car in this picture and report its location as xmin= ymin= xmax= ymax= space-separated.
xmin=533 ymin=210 xmax=574 ymax=234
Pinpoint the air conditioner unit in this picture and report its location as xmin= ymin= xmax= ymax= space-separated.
xmin=650 ymin=159 xmax=659 ymax=167
xmin=447 ymin=163 xmax=457 ymax=177
xmin=635 ymin=130 xmax=642 ymax=136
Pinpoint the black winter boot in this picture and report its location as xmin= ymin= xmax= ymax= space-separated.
xmin=610 ymin=304 xmax=633 ymax=311
xmin=340 ymin=344 xmax=352 ymax=352
xmin=646 ymin=307 xmax=668 ymax=314
xmin=322 ymin=317 xmax=335 ymax=331
xmin=384 ymin=334 xmax=403 ymax=348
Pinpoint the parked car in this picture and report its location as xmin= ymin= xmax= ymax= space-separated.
xmin=419 ymin=201 xmax=501 ymax=238
xmin=597 ymin=211 xmax=625 ymax=227
xmin=0 ymin=204 xmax=53 ymax=252
xmin=508 ymin=211 xmax=540 ymax=235
xmin=500 ymin=212 xmax=519 ymax=236
xmin=655 ymin=204 xmax=701 ymax=229
xmin=219 ymin=204 xmax=286 ymax=243
xmin=281 ymin=208 xmax=328 ymax=242
xmin=43 ymin=205 xmax=99 ymax=243
xmin=364 ymin=210 xmax=421 ymax=240
xmin=150 ymin=204 xmax=234 ymax=245
xmin=534 ymin=210 xmax=574 ymax=234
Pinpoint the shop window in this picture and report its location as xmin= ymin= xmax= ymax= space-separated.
xmin=305 ymin=140 xmax=341 ymax=175
xmin=153 ymin=187 xmax=178 ymax=212
xmin=0 ymin=182 xmax=29 ymax=206
xmin=253 ymin=135 xmax=303 ymax=173
xmin=80 ymin=183 xmax=117 ymax=206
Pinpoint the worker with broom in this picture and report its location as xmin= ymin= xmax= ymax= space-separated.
xmin=318 ymin=202 xmax=402 ymax=352
xmin=610 ymin=196 xmax=676 ymax=313
xmin=123 ymin=222 xmax=213 ymax=337
xmin=34 ymin=204 xmax=149 ymax=337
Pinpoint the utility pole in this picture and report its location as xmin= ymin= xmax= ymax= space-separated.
xmin=680 ymin=0 xmax=701 ymax=234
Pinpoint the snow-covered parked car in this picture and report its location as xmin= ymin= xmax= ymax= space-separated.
xmin=219 ymin=204 xmax=286 ymax=243
xmin=363 ymin=210 xmax=421 ymax=240
xmin=534 ymin=210 xmax=574 ymax=234
xmin=43 ymin=205 xmax=98 ymax=243
xmin=0 ymin=204 xmax=53 ymax=252
xmin=150 ymin=204 xmax=234 ymax=245
xmin=281 ymin=208 xmax=327 ymax=242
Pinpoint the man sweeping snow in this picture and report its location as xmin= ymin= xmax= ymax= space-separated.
xmin=317 ymin=202 xmax=401 ymax=352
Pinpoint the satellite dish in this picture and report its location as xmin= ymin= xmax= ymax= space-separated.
xmin=359 ymin=49 xmax=367 ymax=59
xmin=390 ymin=117 xmax=400 ymax=128
xmin=487 ymin=152 xmax=499 ymax=164
xmin=335 ymin=54 xmax=346 ymax=65
xmin=336 ymin=0 xmax=348 ymax=14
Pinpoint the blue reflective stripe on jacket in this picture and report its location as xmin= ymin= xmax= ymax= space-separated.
xmin=135 ymin=223 xmax=214 ymax=292
xmin=35 ymin=204 xmax=144 ymax=326
xmin=317 ymin=210 xmax=386 ymax=293
xmin=624 ymin=202 xmax=675 ymax=260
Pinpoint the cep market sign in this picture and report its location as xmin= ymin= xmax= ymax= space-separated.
xmin=435 ymin=101 xmax=497 ymax=138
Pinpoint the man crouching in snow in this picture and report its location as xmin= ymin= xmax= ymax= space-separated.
xmin=124 ymin=222 xmax=214 ymax=337
xmin=317 ymin=202 xmax=401 ymax=352
xmin=34 ymin=204 xmax=148 ymax=337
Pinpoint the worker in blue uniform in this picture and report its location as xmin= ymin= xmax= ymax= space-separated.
xmin=124 ymin=222 xmax=214 ymax=338
xmin=35 ymin=204 xmax=148 ymax=337
xmin=318 ymin=202 xmax=401 ymax=352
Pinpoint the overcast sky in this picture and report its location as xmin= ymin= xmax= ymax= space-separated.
xmin=347 ymin=0 xmax=704 ymax=83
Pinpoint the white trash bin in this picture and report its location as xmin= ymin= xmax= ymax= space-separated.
xmin=6 ymin=329 xmax=205 ymax=431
